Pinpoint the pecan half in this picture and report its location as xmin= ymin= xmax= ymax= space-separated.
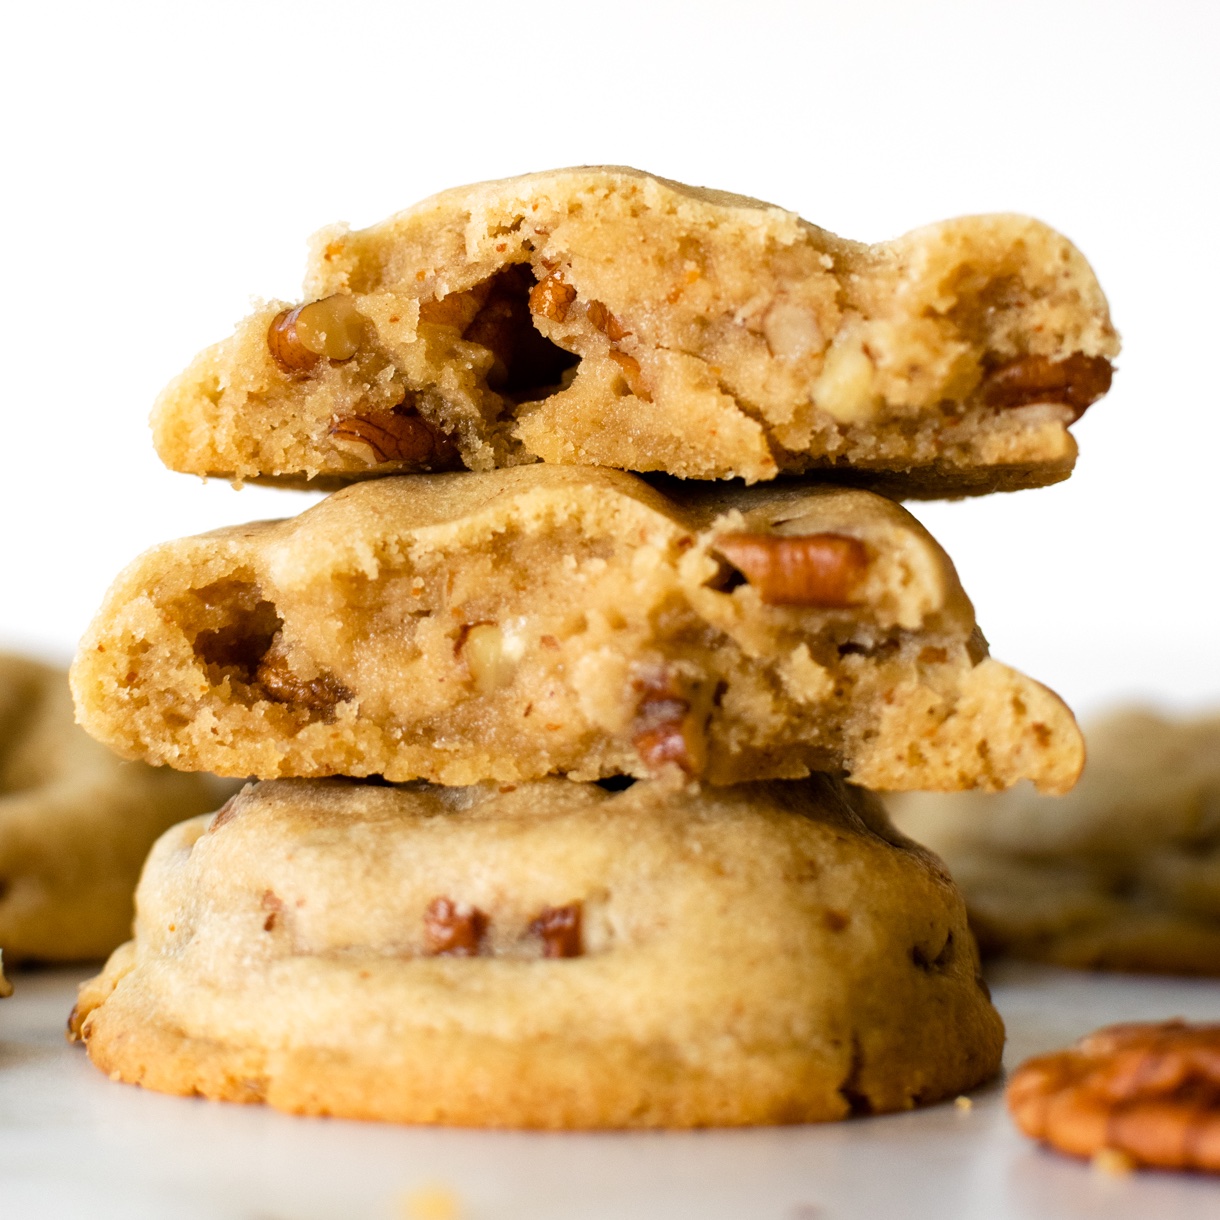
xmin=328 ymin=406 xmax=458 ymax=468
xmin=529 ymin=272 xmax=577 ymax=322
xmin=530 ymin=903 xmax=583 ymax=958
xmin=1007 ymin=1020 xmax=1220 ymax=1171
xmin=268 ymin=295 xmax=366 ymax=372
xmin=255 ymin=648 xmax=352 ymax=713
xmin=424 ymin=897 xmax=489 ymax=957
xmin=982 ymin=352 xmax=1113 ymax=418
xmin=713 ymin=533 xmax=869 ymax=607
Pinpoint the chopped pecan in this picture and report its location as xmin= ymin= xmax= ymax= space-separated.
xmin=463 ymin=264 xmax=578 ymax=394
xmin=631 ymin=668 xmax=705 ymax=776
xmin=608 ymin=350 xmax=651 ymax=401
xmin=530 ymin=903 xmax=583 ymax=958
xmin=528 ymin=272 xmax=577 ymax=322
xmin=586 ymin=299 xmax=629 ymax=341
xmin=255 ymin=648 xmax=352 ymax=712
xmin=261 ymin=889 xmax=283 ymax=932
xmin=1007 ymin=1021 xmax=1220 ymax=1171
xmin=713 ymin=533 xmax=869 ymax=607
xmin=328 ymin=405 xmax=458 ymax=468
xmin=268 ymin=295 xmax=366 ymax=372
xmin=424 ymin=896 xmax=489 ymax=957
xmin=417 ymin=283 xmax=491 ymax=331
xmin=982 ymin=352 xmax=1113 ymax=418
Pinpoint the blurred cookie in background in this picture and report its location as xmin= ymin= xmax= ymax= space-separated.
xmin=0 ymin=651 xmax=234 ymax=963
xmin=888 ymin=708 xmax=1220 ymax=975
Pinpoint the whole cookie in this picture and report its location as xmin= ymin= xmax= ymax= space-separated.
xmin=70 ymin=775 xmax=1004 ymax=1128
xmin=889 ymin=708 xmax=1220 ymax=974
xmin=152 ymin=166 xmax=1118 ymax=493
xmin=71 ymin=467 xmax=1082 ymax=793
xmin=0 ymin=652 xmax=230 ymax=962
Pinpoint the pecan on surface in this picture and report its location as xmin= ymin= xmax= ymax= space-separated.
xmin=1006 ymin=1020 xmax=1220 ymax=1172
xmin=712 ymin=533 xmax=869 ymax=607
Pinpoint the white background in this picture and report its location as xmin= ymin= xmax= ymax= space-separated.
xmin=2 ymin=0 xmax=1217 ymax=719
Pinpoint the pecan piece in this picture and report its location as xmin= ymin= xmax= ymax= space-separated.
xmin=713 ymin=533 xmax=869 ymax=607
xmin=530 ymin=903 xmax=583 ymax=958
xmin=267 ymin=295 xmax=366 ymax=372
xmin=328 ymin=406 xmax=458 ymax=468
xmin=1007 ymin=1020 xmax=1220 ymax=1171
xmin=417 ymin=283 xmax=491 ymax=331
xmin=255 ymin=648 xmax=352 ymax=713
xmin=631 ymin=669 xmax=706 ymax=776
xmin=982 ymin=352 xmax=1113 ymax=418
xmin=424 ymin=897 xmax=489 ymax=957
xmin=207 ymin=794 xmax=242 ymax=834
xmin=528 ymin=272 xmax=577 ymax=322
xmin=608 ymin=350 xmax=651 ymax=401
xmin=586 ymin=299 xmax=629 ymax=341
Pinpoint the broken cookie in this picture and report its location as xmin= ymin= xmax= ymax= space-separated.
xmin=71 ymin=467 xmax=1082 ymax=792
xmin=152 ymin=166 xmax=1117 ymax=494
xmin=69 ymin=774 xmax=1003 ymax=1127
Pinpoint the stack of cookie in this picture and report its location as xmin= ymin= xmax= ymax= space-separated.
xmin=68 ymin=168 xmax=1117 ymax=1127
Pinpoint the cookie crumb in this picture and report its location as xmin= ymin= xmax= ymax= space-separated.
xmin=402 ymin=1185 xmax=462 ymax=1220
xmin=1092 ymin=1148 xmax=1135 ymax=1177
xmin=954 ymin=1095 xmax=973 ymax=1111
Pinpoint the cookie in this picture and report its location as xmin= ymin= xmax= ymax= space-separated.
xmin=152 ymin=166 xmax=1118 ymax=493
xmin=69 ymin=774 xmax=1004 ymax=1128
xmin=1007 ymin=1021 xmax=1220 ymax=1172
xmin=0 ymin=651 xmax=230 ymax=963
xmin=71 ymin=467 xmax=1082 ymax=792
xmin=0 ymin=950 xmax=10 ymax=998
xmin=889 ymin=708 xmax=1220 ymax=974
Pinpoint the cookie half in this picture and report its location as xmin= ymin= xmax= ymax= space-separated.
xmin=71 ymin=468 xmax=1082 ymax=792
xmin=0 ymin=652 xmax=229 ymax=963
xmin=70 ymin=775 xmax=1004 ymax=1128
xmin=152 ymin=166 xmax=1118 ymax=494
xmin=889 ymin=708 xmax=1220 ymax=974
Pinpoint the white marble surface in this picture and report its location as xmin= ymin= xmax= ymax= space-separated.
xmin=2 ymin=963 xmax=1218 ymax=1218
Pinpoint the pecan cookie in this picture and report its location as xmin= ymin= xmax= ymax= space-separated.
xmin=1008 ymin=1021 xmax=1220 ymax=1171
xmin=69 ymin=774 xmax=1004 ymax=1128
xmin=0 ymin=652 xmax=230 ymax=963
xmin=889 ymin=709 xmax=1220 ymax=974
xmin=71 ymin=467 xmax=1082 ymax=792
xmin=152 ymin=166 xmax=1117 ymax=495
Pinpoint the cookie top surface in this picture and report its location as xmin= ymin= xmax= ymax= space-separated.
xmin=152 ymin=166 xmax=1118 ymax=493
xmin=0 ymin=651 xmax=229 ymax=962
xmin=889 ymin=708 xmax=1220 ymax=973
xmin=72 ymin=775 xmax=1003 ymax=1127
xmin=72 ymin=469 xmax=1082 ymax=793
